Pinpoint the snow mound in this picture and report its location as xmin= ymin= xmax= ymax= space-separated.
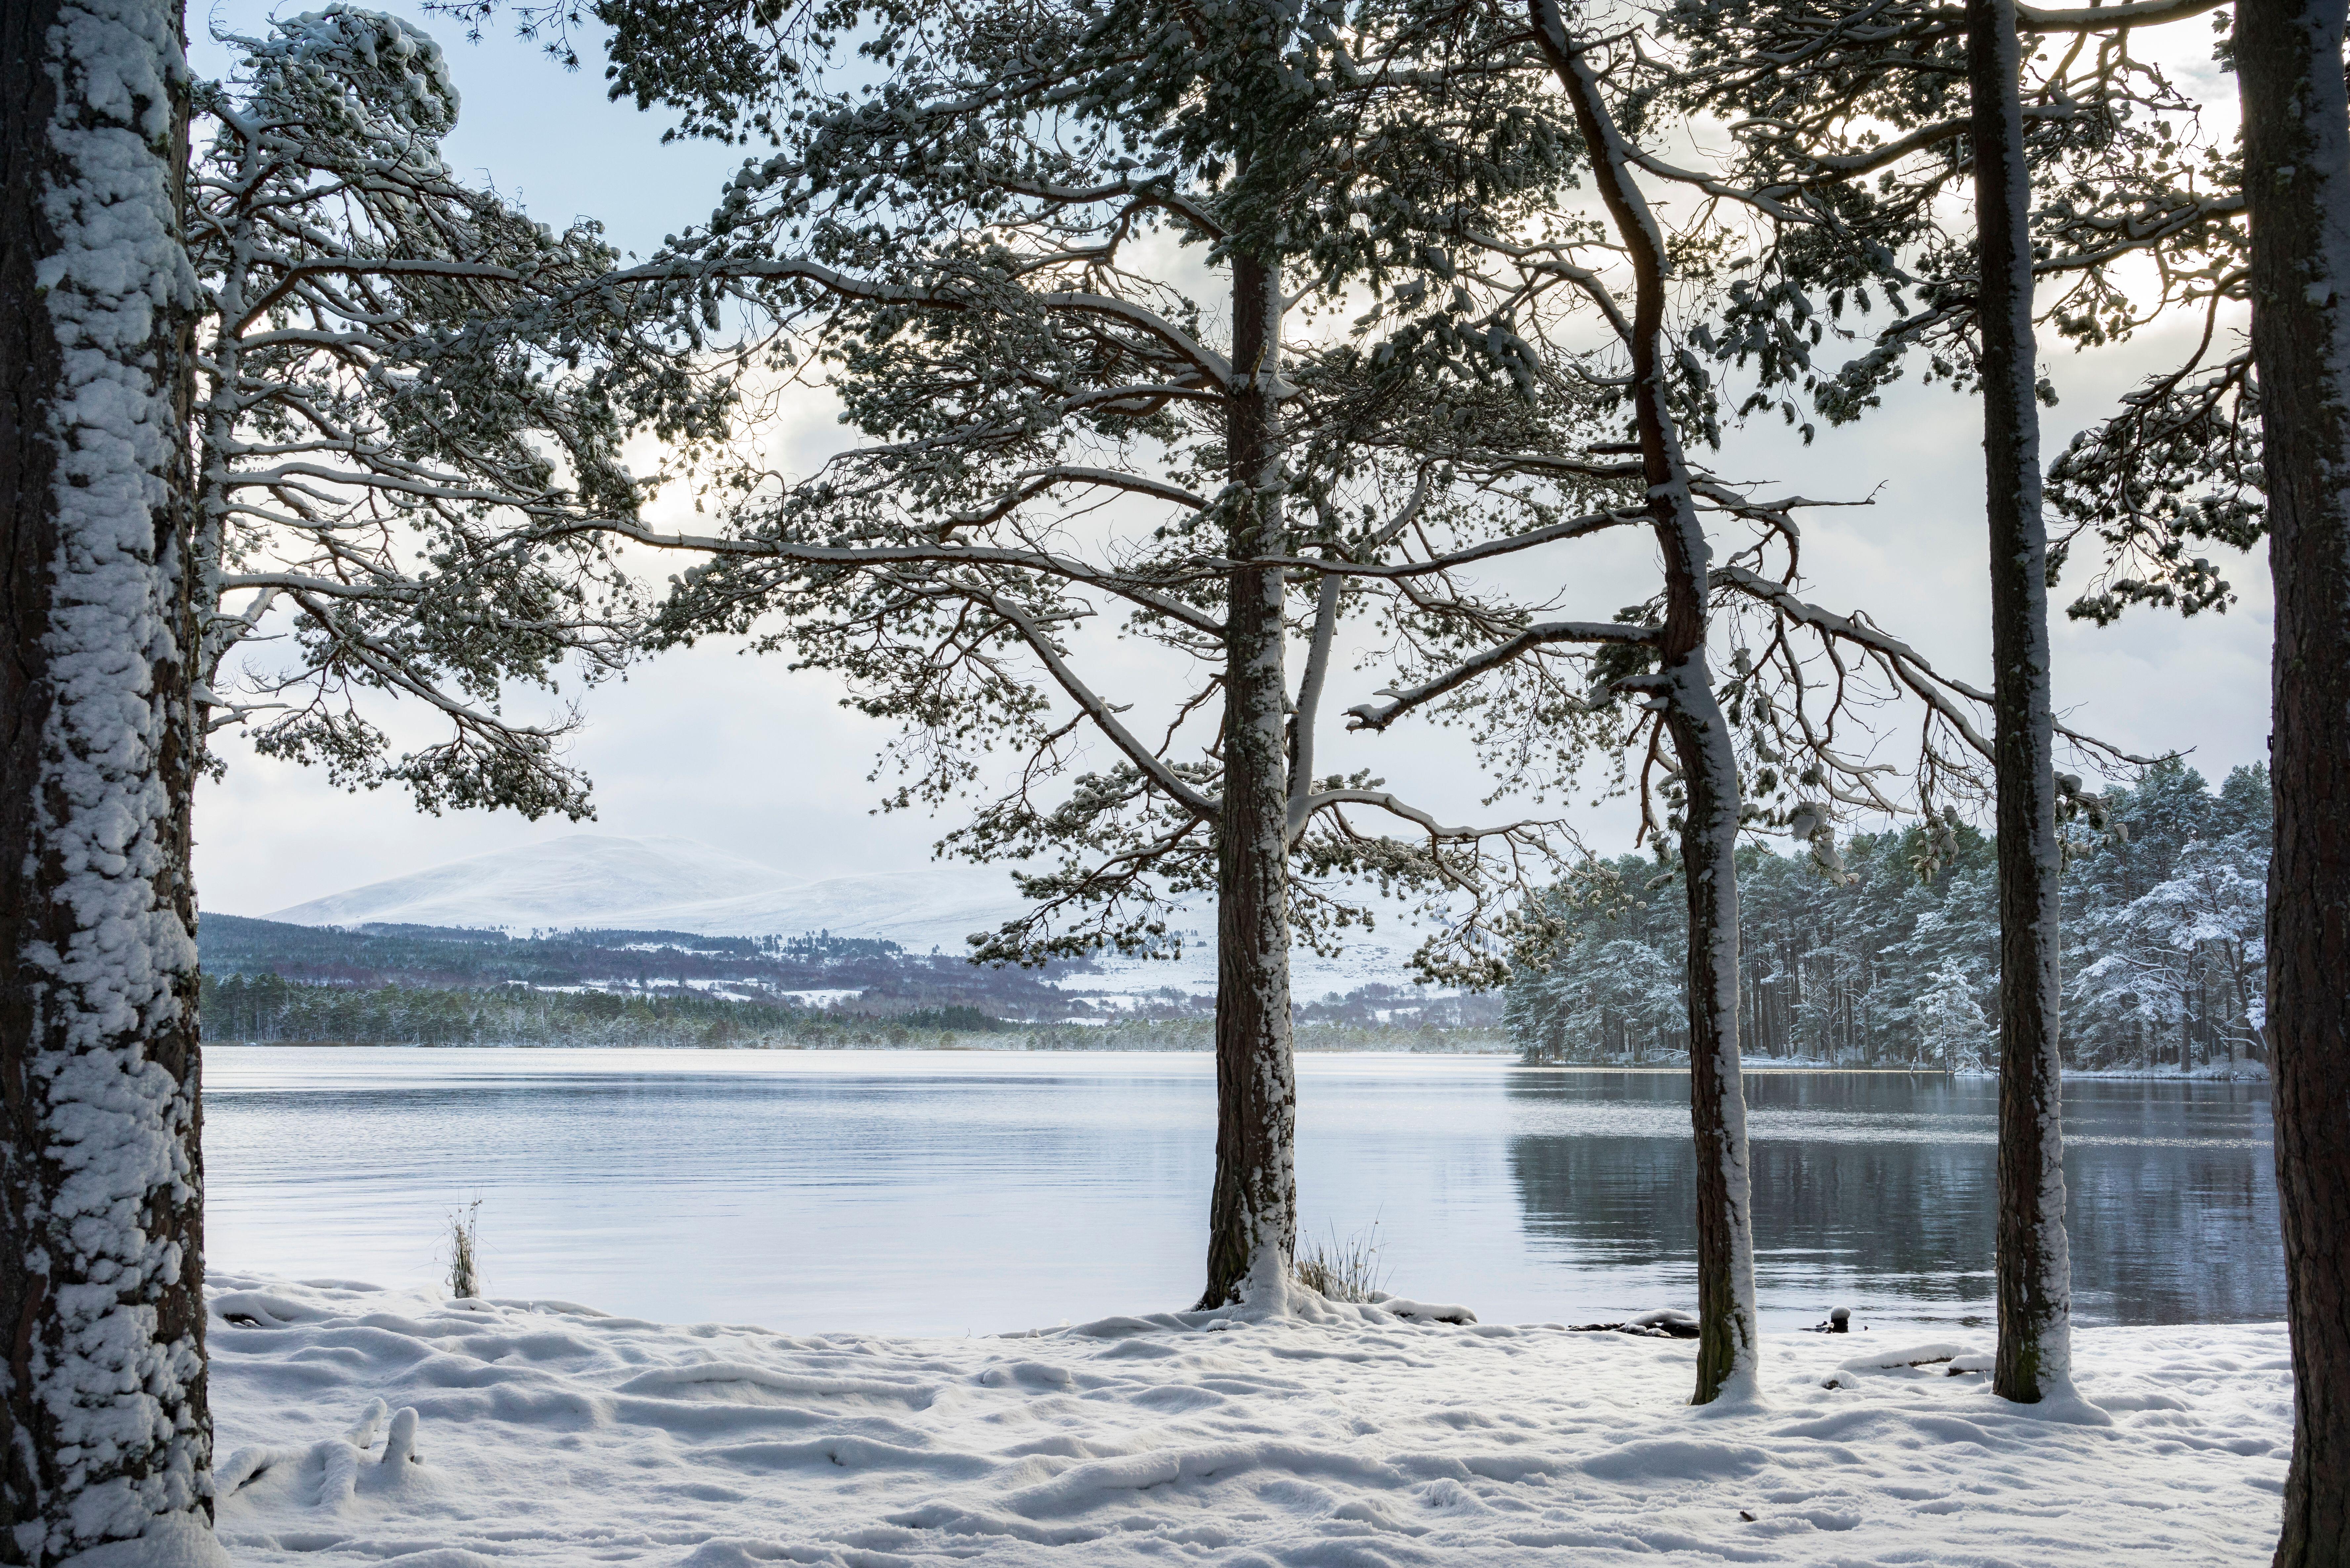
xmin=209 ymin=1273 xmax=2291 ymax=1565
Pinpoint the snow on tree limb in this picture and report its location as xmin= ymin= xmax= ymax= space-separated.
xmin=190 ymin=10 xmax=726 ymax=820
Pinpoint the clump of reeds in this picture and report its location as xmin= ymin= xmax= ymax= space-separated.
xmin=1294 ymin=1221 xmax=1384 ymax=1303
xmin=448 ymin=1200 xmax=483 ymax=1300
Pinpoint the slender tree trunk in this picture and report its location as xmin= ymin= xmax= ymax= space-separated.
xmin=0 ymin=0 xmax=224 ymax=1562
xmin=1199 ymin=250 xmax=1298 ymax=1309
xmin=1532 ymin=0 xmax=1759 ymax=1402
xmin=2238 ymin=6 xmax=2350 ymax=1559
xmin=1669 ymin=694 xmax=1757 ymax=1402
xmin=1968 ymin=0 xmax=2073 ymax=1407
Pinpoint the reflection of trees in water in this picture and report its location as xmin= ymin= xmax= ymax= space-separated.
xmin=1503 ymin=1072 xmax=2282 ymax=1325
xmin=2065 ymin=1147 xmax=2281 ymax=1324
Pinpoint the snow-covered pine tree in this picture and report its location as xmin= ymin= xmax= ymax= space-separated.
xmin=1478 ymin=0 xmax=2193 ymax=1395
xmin=2234 ymin=3 xmax=2350 ymax=1557
xmin=1503 ymin=0 xmax=1763 ymax=1404
xmin=1918 ymin=958 xmax=1995 ymax=1074
xmin=0 ymin=0 xmax=233 ymax=1560
xmin=1966 ymin=0 xmax=2076 ymax=1415
xmin=586 ymin=0 xmax=1650 ymax=1312
xmin=1499 ymin=0 xmax=2110 ymax=1404
xmin=190 ymin=8 xmax=730 ymax=821
xmin=2070 ymin=827 xmax=2265 ymax=1074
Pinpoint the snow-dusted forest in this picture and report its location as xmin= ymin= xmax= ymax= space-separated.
xmin=1509 ymin=762 xmax=2271 ymax=1073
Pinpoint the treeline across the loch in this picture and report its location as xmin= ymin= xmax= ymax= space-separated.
xmin=200 ymin=972 xmax=1010 ymax=1050
xmin=1507 ymin=763 xmax=2268 ymax=1074
xmin=198 ymin=916 xmax=1084 ymax=1014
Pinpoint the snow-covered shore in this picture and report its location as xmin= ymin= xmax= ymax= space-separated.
xmin=209 ymin=1274 xmax=2287 ymax=1565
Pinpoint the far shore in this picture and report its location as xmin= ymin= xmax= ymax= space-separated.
xmin=202 ymin=1039 xmax=2271 ymax=1082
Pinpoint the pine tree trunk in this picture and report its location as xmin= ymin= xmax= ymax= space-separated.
xmin=0 ymin=0 xmax=224 ymax=1561
xmin=1670 ymin=694 xmax=1758 ymax=1402
xmin=1530 ymin=0 xmax=1759 ymax=1401
xmin=1968 ymin=0 xmax=2073 ymax=1408
xmin=1199 ymin=250 xmax=1299 ymax=1309
xmin=2238 ymin=5 xmax=2350 ymax=1559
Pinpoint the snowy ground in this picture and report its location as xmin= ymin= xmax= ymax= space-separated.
xmin=209 ymin=1274 xmax=2287 ymax=1566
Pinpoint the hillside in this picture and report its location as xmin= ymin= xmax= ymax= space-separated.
xmin=200 ymin=915 xmax=1088 ymax=1014
xmin=196 ymin=915 xmax=1500 ymax=1047
xmin=243 ymin=833 xmax=1447 ymax=1004
xmin=220 ymin=834 xmax=1498 ymax=1046
xmin=260 ymin=834 xmax=1030 ymax=955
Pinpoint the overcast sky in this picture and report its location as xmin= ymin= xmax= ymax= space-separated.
xmin=188 ymin=6 xmax=2271 ymax=919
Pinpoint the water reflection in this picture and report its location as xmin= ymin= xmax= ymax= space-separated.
xmin=1504 ymin=1070 xmax=2280 ymax=1327
xmin=202 ymin=1049 xmax=2282 ymax=1335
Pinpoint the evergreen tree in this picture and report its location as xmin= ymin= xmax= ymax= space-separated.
xmin=2234 ymin=5 xmax=2350 ymax=1548
xmin=191 ymin=9 xmax=728 ymax=819
xmin=1652 ymin=0 xmax=2235 ymax=1407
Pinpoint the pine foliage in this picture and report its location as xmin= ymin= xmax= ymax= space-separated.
xmin=189 ymin=8 xmax=730 ymax=818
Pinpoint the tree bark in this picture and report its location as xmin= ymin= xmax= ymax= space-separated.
xmin=1531 ymin=0 xmax=1760 ymax=1403
xmin=1667 ymin=694 xmax=1758 ymax=1402
xmin=1968 ymin=0 xmax=2074 ymax=1408
xmin=0 ymin=1 xmax=222 ymax=1562
xmin=1199 ymin=249 xmax=1298 ymax=1309
xmin=2238 ymin=5 xmax=2350 ymax=1560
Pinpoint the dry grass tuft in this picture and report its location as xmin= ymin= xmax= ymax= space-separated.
xmin=1294 ymin=1221 xmax=1385 ymax=1303
xmin=448 ymin=1200 xmax=483 ymax=1300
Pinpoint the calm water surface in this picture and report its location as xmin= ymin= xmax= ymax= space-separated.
xmin=203 ymin=1048 xmax=2280 ymax=1335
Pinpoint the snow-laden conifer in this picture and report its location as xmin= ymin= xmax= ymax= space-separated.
xmin=188 ymin=8 xmax=730 ymax=820
xmin=1631 ymin=0 xmax=2225 ymax=1411
xmin=533 ymin=0 xmax=2109 ymax=1351
xmin=577 ymin=0 xmax=1647 ymax=1312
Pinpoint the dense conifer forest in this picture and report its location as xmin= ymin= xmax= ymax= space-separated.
xmin=1507 ymin=763 xmax=2270 ymax=1073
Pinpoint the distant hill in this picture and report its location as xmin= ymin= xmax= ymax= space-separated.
xmin=233 ymin=833 xmax=1482 ymax=1032
xmin=258 ymin=833 xmax=1029 ymax=953
xmin=198 ymin=914 xmax=1082 ymax=1015
xmin=195 ymin=915 xmax=1498 ymax=1048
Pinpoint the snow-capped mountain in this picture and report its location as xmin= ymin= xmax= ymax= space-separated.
xmin=260 ymin=834 xmax=1030 ymax=953
xmin=258 ymin=833 xmax=1428 ymax=995
xmin=593 ymin=866 xmax=1042 ymax=955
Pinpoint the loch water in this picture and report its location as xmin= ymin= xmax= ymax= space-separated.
xmin=204 ymin=1048 xmax=2280 ymax=1335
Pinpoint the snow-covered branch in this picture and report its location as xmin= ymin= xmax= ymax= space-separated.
xmin=191 ymin=9 xmax=725 ymax=819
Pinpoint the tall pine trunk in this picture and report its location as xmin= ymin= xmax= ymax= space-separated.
xmin=1531 ymin=0 xmax=1760 ymax=1402
xmin=1199 ymin=250 xmax=1299 ymax=1308
xmin=1968 ymin=0 xmax=2073 ymax=1407
xmin=0 ymin=0 xmax=224 ymax=1562
xmin=2238 ymin=5 xmax=2350 ymax=1560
